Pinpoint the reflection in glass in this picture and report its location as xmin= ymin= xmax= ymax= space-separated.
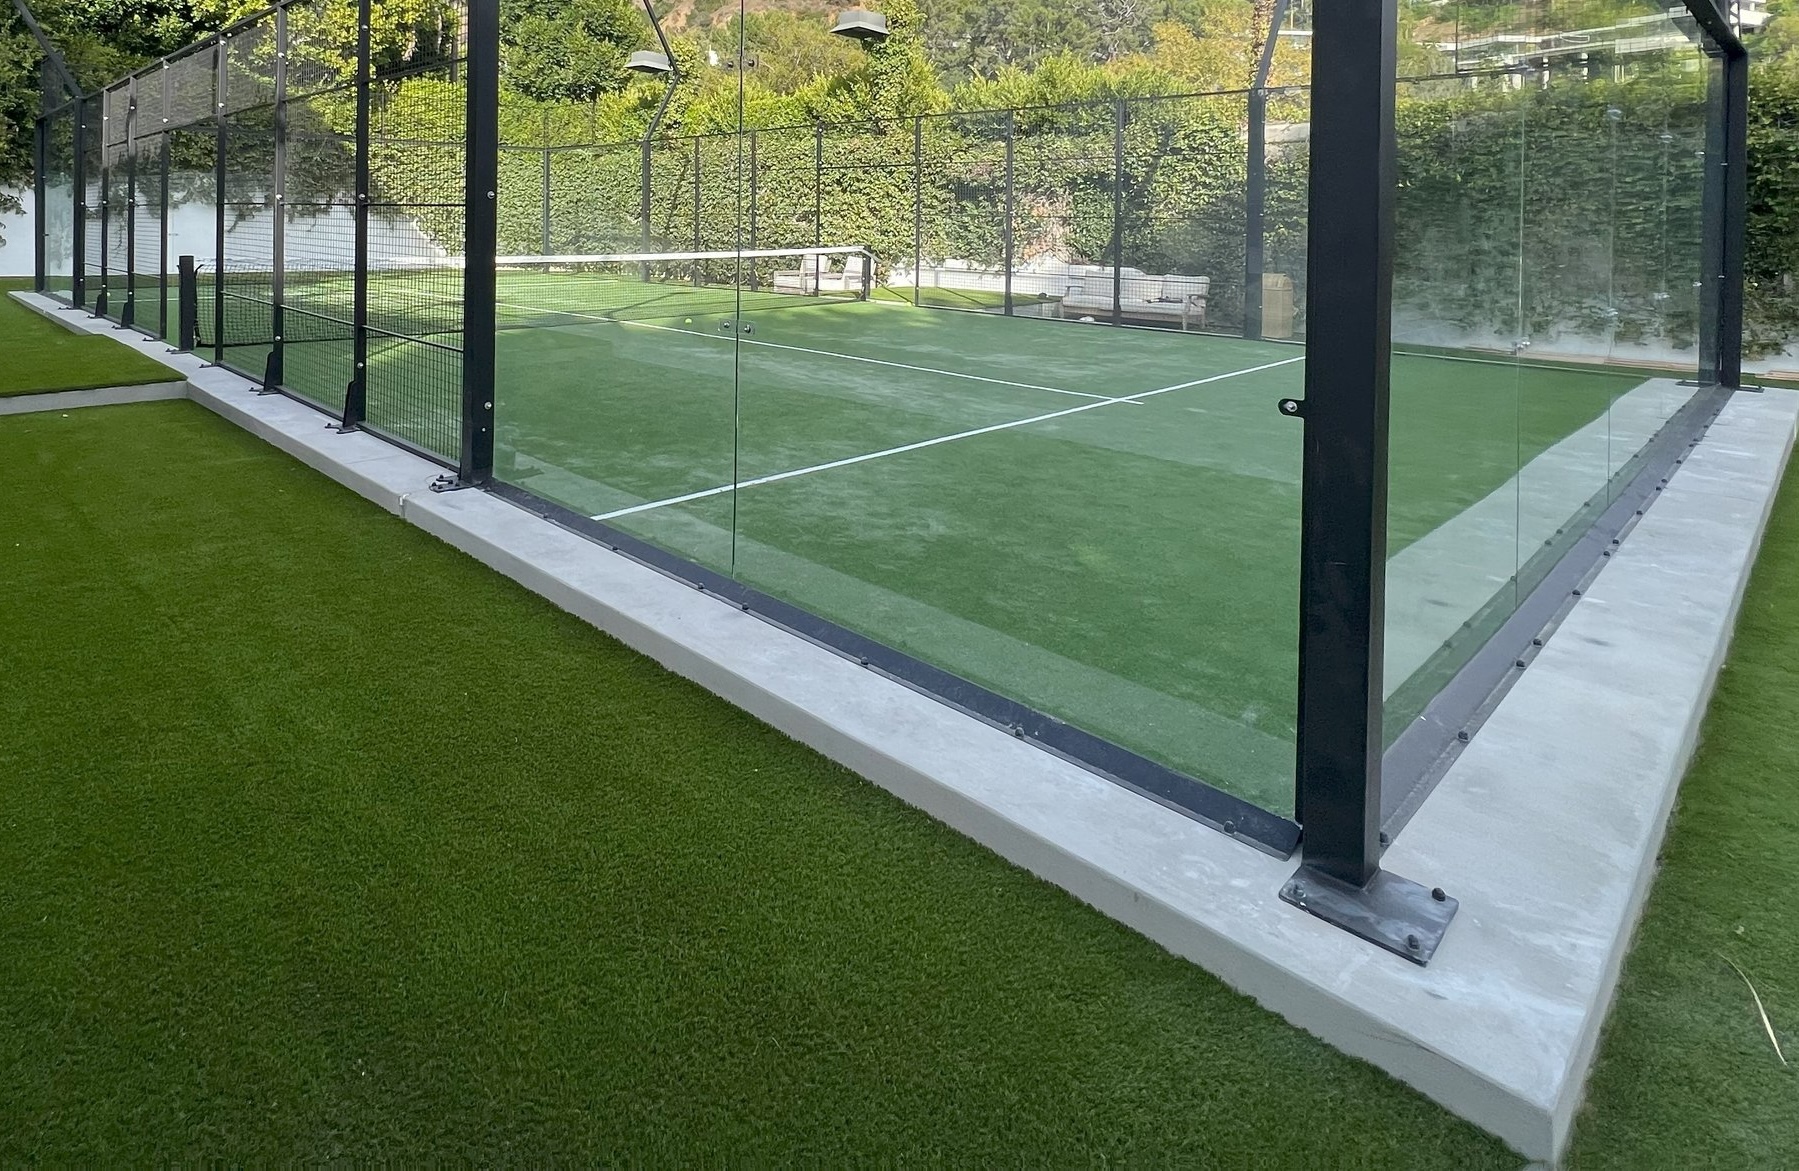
xmin=1384 ymin=0 xmax=1712 ymax=744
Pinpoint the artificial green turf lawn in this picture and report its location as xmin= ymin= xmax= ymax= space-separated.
xmin=0 ymin=277 xmax=178 ymax=396
xmin=1565 ymin=455 xmax=1799 ymax=1165
xmin=0 ymin=399 xmax=1518 ymax=1164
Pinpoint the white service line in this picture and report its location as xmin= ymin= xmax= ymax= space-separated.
xmin=622 ymin=315 xmax=1130 ymax=403
xmin=592 ymin=354 xmax=1305 ymax=521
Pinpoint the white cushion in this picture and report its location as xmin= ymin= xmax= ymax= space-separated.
xmin=1119 ymin=274 xmax=1162 ymax=302
xmin=1160 ymin=275 xmax=1209 ymax=301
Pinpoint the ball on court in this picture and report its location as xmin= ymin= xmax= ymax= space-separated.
xmin=684 ymin=317 xmax=693 ymax=324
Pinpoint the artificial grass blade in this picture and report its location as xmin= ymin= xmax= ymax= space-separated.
xmin=1721 ymin=954 xmax=1788 ymax=1067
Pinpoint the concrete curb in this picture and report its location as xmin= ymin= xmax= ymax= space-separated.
xmin=0 ymin=381 xmax=189 ymax=415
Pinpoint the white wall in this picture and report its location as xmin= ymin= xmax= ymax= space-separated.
xmin=0 ymin=188 xmax=32 ymax=276
xmin=28 ymin=176 xmax=441 ymax=284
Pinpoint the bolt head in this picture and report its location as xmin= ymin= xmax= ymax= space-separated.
xmin=1406 ymin=934 xmax=1422 ymax=951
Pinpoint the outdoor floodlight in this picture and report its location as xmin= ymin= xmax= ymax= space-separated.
xmin=829 ymin=8 xmax=889 ymax=42
xmin=627 ymin=49 xmax=672 ymax=75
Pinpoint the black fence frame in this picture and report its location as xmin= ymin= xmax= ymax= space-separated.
xmin=36 ymin=0 xmax=1750 ymax=963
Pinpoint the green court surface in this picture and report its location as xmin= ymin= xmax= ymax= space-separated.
xmin=449 ymin=274 xmax=1670 ymax=814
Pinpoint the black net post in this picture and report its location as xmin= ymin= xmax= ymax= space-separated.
xmin=71 ymin=94 xmax=86 ymax=307
xmin=1003 ymin=109 xmax=1015 ymax=316
xmin=457 ymin=0 xmax=500 ymax=485
xmin=813 ymin=123 xmax=823 ymax=248
xmin=177 ymin=253 xmax=198 ymax=350
xmin=343 ymin=0 xmax=371 ymax=430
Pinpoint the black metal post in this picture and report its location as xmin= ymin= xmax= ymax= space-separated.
xmin=814 ymin=123 xmax=824 ymax=248
xmin=1245 ymin=0 xmax=1290 ymax=341
xmin=32 ymin=111 xmax=47 ymax=293
xmin=159 ymin=81 xmax=171 ymax=340
xmin=343 ymin=0 xmax=371 ymax=429
xmin=122 ymin=85 xmax=137 ymax=329
xmin=640 ymin=135 xmax=654 ymax=274
xmin=636 ymin=0 xmax=679 ymax=281
xmin=95 ymin=97 xmax=110 ymax=318
xmin=912 ymin=115 xmax=923 ymax=306
xmin=692 ymin=135 xmax=702 ymax=285
xmin=748 ymin=129 xmax=759 ymax=288
xmin=1111 ymin=99 xmax=1124 ymax=327
xmin=264 ymin=6 xmax=287 ymax=393
xmin=540 ymin=148 xmax=551 ymax=253
xmin=1699 ymin=71 xmax=1723 ymax=384
xmin=1003 ymin=110 xmax=1014 ymax=316
xmin=71 ymin=95 xmax=86 ymax=307
xmin=1276 ymin=0 xmax=1456 ymax=965
xmin=454 ymin=0 xmax=499 ymax=486
xmin=1718 ymin=44 xmax=1746 ymax=388
xmin=1689 ymin=0 xmax=1746 ymax=388
xmin=177 ymin=253 xmax=198 ymax=350
xmin=213 ymin=37 xmax=227 ymax=363
xmin=1245 ymin=91 xmax=1267 ymax=338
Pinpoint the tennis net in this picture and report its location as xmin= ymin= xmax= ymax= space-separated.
xmin=191 ymin=246 xmax=875 ymax=351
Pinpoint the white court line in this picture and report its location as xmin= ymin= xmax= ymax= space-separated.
xmin=592 ymin=354 xmax=1306 ymax=521
xmin=624 ymin=316 xmax=1132 ymax=404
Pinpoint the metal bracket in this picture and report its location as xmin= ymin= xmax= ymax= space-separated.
xmin=1279 ymin=864 xmax=1458 ymax=965
xmin=429 ymin=474 xmax=479 ymax=493
xmin=1277 ymin=397 xmax=1305 ymax=419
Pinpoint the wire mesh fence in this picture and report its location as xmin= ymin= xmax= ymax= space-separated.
xmin=34 ymin=0 xmax=469 ymax=468
xmin=494 ymin=93 xmax=1310 ymax=341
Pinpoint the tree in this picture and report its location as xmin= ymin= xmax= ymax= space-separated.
xmin=501 ymin=0 xmax=646 ymax=103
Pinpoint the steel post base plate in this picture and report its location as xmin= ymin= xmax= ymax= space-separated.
xmin=1280 ymin=864 xmax=1458 ymax=965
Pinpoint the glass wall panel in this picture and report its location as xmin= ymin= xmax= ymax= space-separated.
xmin=1384 ymin=0 xmax=1715 ymax=746
xmin=485 ymin=0 xmax=1310 ymax=816
xmin=493 ymin=66 xmax=742 ymax=572
xmin=726 ymin=6 xmax=1305 ymax=812
xmin=1387 ymin=63 xmax=1526 ymax=742
xmin=80 ymin=98 xmax=103 ymax=312
xmin=41 ymin=101 xmax=76 ymax=303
